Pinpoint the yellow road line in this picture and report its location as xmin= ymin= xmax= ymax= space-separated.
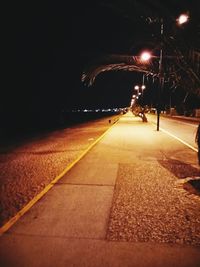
xmin=0 ymin=120 xmax=118 ymax=236
xmin=160 ymin=127 xmax=198 ymax=152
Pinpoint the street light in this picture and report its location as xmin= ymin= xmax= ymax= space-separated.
xmin=177 ymin=14 xmax=189 ymax=25
xmin=134 ymin=84 xmax=146 ymax=103
xmin=156 ymin=13 xmax=189 ymax=131
xmin=140 ymin=51 xmax=152 ymax=62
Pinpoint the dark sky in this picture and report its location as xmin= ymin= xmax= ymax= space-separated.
xmin=3 ymin=0 xmax=199 ymax=125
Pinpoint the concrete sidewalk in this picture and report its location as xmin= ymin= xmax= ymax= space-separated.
xmin=0 ymin=113 xmax=200 ymax=267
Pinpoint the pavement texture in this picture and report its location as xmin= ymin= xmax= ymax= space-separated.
xmin=107 ymin=163 xmax=200 ymax=245
xmin=0 ymin=113 xmax=200 ymax=267
xmin=0 ymin=115 xmax=119 ymax=226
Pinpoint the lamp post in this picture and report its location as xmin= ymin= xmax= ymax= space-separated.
xmin=156 ymin=14 xmax=189 ymax=131
xmin=157 ymin=18 xmax=164 ymax=131
xmin=134 ymin=84 xmax=146 ymax=108
xmin=141 ymin=84 xmax=146 ymax=95
xmin=134 ymin=84 xmax=146 ymax=96
xmin=131 ymin=14 xmax=189 ymax=129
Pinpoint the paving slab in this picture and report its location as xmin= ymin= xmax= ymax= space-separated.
xmin=6 ymin=183 xmax=113 ymax=239
xmin=59 ymin=160 xmax=118 ymax=185
xmin=1 ymin=236 xmax=200 ymax=267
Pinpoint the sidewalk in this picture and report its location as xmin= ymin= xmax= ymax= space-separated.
xmin=0 ymin=113 xmax=200 ymax=267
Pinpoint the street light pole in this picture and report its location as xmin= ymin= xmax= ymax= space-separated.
xmin=157 ymin=18 xmax=164 ymax=131
xmin=156 ymin=14 xmax=189 ymax=131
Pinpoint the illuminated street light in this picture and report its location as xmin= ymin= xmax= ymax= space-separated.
xmin=133 ymin=84 xmax=146 ymax=105
xmin=177 ymin=14 xmax=189 ymax=25
xmin=140 ymin=51 xmax=151 ymax=62
xmin=134 ymin=84 xmax=146 ymax=93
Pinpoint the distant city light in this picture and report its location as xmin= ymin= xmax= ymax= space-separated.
xmin=69 ymin=107 xmax=129 ymax=113
xmin=134 ymin=85 xmax=139 ymax=90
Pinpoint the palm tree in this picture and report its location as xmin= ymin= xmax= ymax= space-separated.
xmin=81 ymin=0 xmax=200 ymax=99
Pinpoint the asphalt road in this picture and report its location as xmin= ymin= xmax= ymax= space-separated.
xmin=0 ymin=112 xmax=200 ymax=267
xmin=147 ymin=114 xmax=199 ymax=151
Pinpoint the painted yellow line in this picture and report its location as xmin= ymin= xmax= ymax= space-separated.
xmin=160 ymin=127 xmax=198 ymax=152
xmin=0 ymin=120 xmax=119 ymax=236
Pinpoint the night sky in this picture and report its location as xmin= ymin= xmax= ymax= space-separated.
xmin=2 ymin=1 xmax=199 ymax=131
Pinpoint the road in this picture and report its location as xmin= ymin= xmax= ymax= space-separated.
xmin=148 ymin=114 xmax=199 ymax=151
xmin=0 ymin=112 xmax=200 ymax=267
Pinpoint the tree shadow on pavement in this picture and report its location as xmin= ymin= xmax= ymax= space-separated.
xmin=158 ymin=158 xmax=200 ymax=179
xmin=158 ymin=158 xmax=200 ymax=195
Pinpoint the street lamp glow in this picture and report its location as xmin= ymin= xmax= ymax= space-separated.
xmin=177 ymin=14 xmax=189 ymax=25
xmin=141 ymin=85 xmax=146 ymax=90
xmin=134 ymin=85 xmax=139 ymax=90
xmin=140 ymin=51 xmax=151 ymax=62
